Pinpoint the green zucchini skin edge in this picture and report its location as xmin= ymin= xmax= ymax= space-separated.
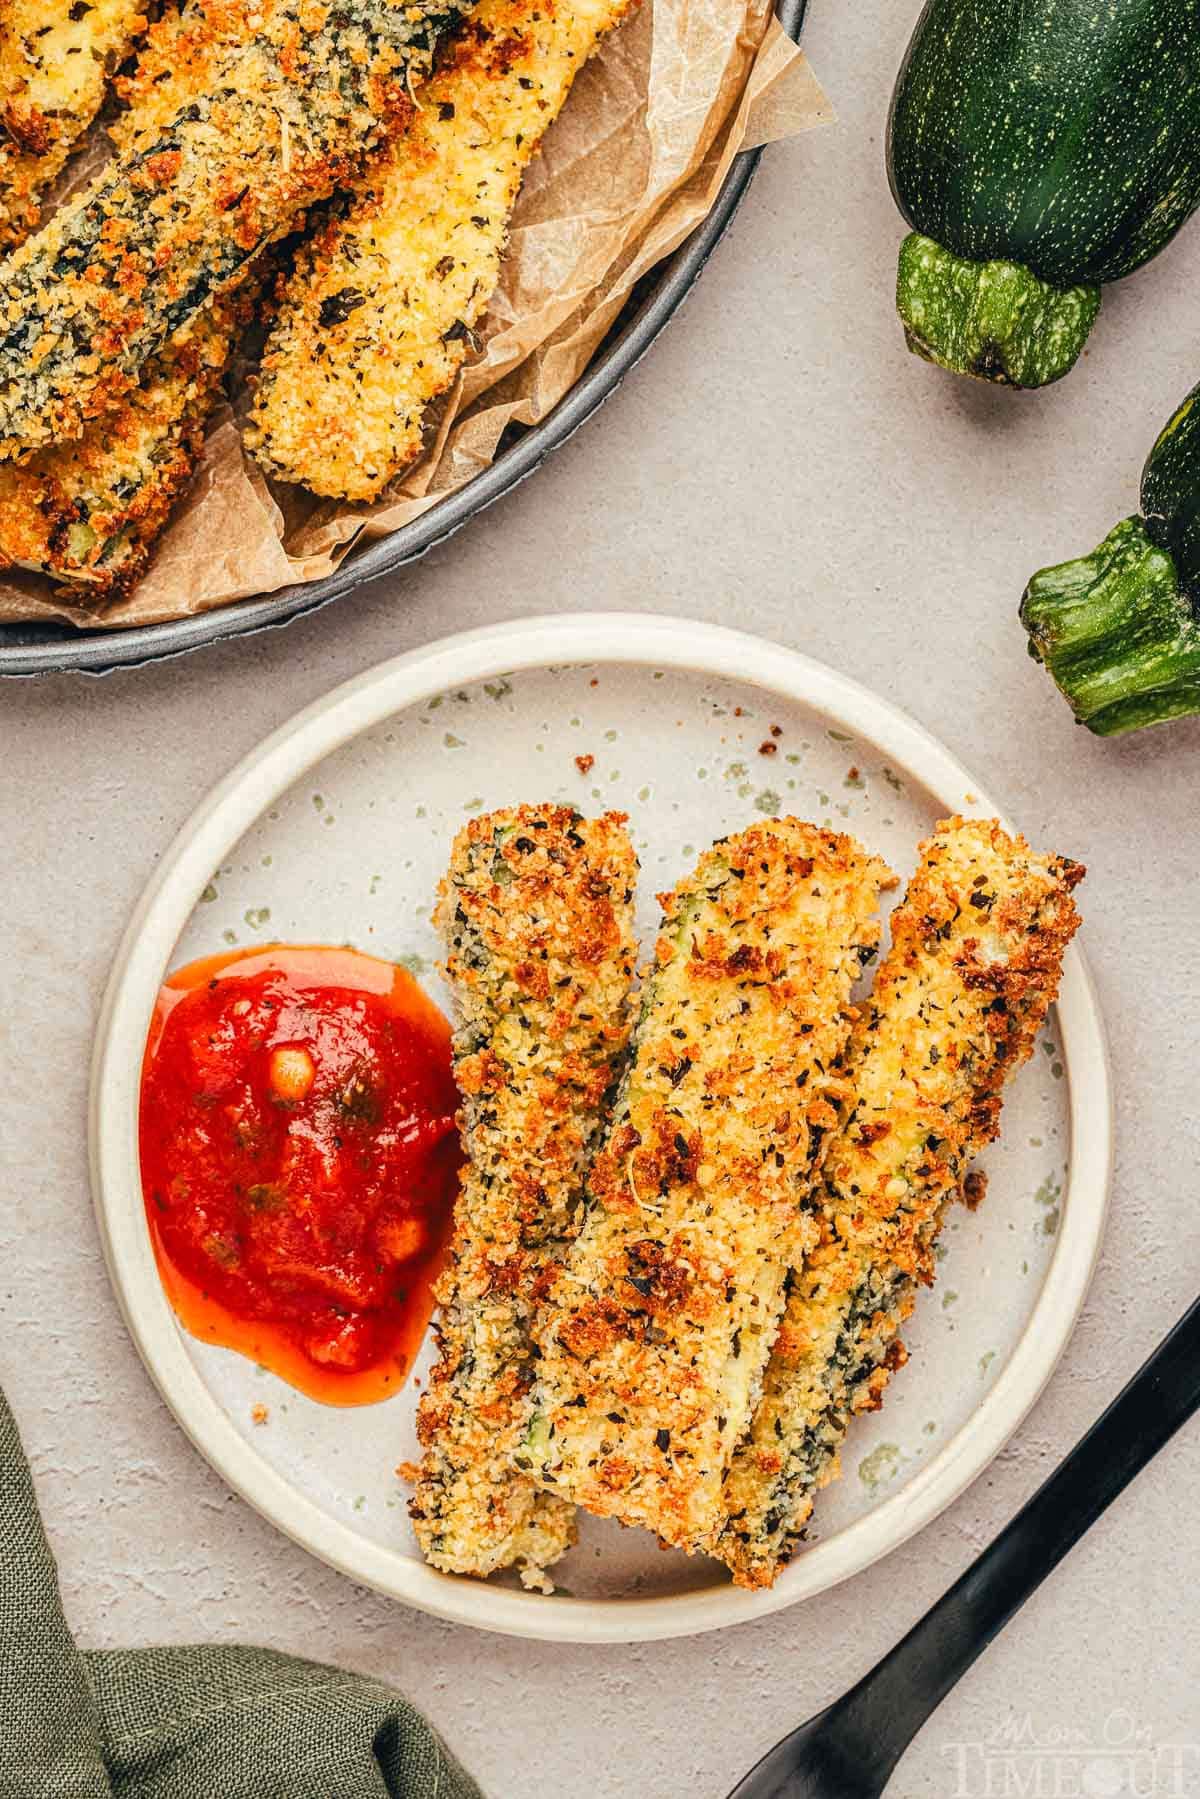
xmin=1021 ymin=518 xmax=1200 ymax=736
xmin=888 ymin=0 xmax=1200 ymax=387
xmin=897 ymin=234 xmax=1099 ymax=388
xmin=1142 ymin=387 xmax=1200 ymax=591
xmin=1020 ymin=380 xmax=1200 ymax=734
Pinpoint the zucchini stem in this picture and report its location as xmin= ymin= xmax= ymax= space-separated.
xmin=1020 ymin=516 xmax=1200 ymax=735
xmin=896 ymin=233 xmax=1100 ymax=389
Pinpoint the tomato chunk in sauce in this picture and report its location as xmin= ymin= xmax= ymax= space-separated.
xmin=139 ymin=945 xmax=461 ymax=1406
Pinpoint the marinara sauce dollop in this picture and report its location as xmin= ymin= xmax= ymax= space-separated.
xmin=139 ymin=945 xmax=462 ymax=1405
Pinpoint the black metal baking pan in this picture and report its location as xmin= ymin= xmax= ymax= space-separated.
xmin=0 ymin=0 xmax=806 ymax=677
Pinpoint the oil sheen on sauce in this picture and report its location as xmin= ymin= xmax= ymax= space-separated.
xmin=139 ymin=944 xmax=461 ymax=1405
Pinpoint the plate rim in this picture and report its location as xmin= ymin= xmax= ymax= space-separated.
xmin=88 ymin=613 xmax=1113 ymax=1643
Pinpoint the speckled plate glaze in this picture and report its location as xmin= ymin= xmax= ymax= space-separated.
xmin=90 ymin=615 xmax=1111 ymax=1642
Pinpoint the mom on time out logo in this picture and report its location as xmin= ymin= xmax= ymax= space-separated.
xmin=940 ymin=1710 xmax=1200 ymax=1797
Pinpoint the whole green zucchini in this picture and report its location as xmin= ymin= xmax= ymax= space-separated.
xmin=1020 ymin=384 xmax=1200 ymax=733
xmin=887 ymin=1 xmax=1200 ymax=389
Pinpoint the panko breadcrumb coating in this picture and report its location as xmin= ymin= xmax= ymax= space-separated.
xmin=410 ymin=806 xmax=638 ymax=1581
xmin=714 ymin=816 xmax=1083 ymax=1588
xmin=245 ymin=0 xmax=636 ymax=501
xmin=0 ymin=7 xmax=272 ymax=595
xmin=110 ymin=3 xmax=217 ymax=141
xmin=0 ymin=0 xmax=467 ymax=462
xmin=0 ymin=0 xmax=149 ymax=251
xmin=523 ymin=821 xmax=894 ymax=1557
xmin=0 ymin=290 xmax=250 ymax=596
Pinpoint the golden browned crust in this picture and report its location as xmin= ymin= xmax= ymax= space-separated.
xmin=0 ymin=9 xmax=278 ymax=596
xmin=0 ymin=288 xmax=251 ymax=596
xmin=0 ymin=0 xmax=463 ymax=462
xmin=111 ymin=3 xmax=219 ymax=136
xmin=524 ymin=821 xmax=894 ymax=1555
xmin=0 ymin=0 xmax=150 ymax=250
xmin=246 ymin=0 xmax=636 ymax=500
xmin=410 ymin=806 xmax=639 ymax=1579
xmin=715 ymin=816 xmax=1084 ymax=1588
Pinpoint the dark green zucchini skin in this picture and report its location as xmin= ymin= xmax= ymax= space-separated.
xmin=1142 ymin=383 xmax=1200 ymax=589
xmin=1020 ymin=382 xmax=1200 ymax=735
xmin=889 ymin=0 xmax=1200 ymax=289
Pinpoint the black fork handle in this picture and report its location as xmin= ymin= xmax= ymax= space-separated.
xmin=787 ymin=1292 xmax=1200 ymax=1795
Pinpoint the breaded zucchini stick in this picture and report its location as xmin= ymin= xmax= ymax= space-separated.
xmin=0 ymin=12 xmax=262 ymax=595
xmin=524 ymin=822 xmax=893 ymax=1556
xmin=0 ymin=0 xmax=150 ymax=250
xmin=0 ymin=291 xmax=247 ymax=595
xmin=246 ymin=0 xmax=634 ymax=501
xmin=411 ymin=807 xmax=638 ymax=1580
xmin=714 ymin=817 xmax=1084 ymax=1589
xmin=0 ymin=0 xmax=467 ymax=462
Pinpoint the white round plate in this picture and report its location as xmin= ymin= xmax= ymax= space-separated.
xmin=90 ymin=614 xmax=1111 ymax=1643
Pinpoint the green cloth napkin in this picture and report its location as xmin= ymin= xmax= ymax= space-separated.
xmin=1 ymin=1386 xmax=483 ymax=1798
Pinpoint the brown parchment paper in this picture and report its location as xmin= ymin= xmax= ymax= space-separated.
xmin=0 ymin=2 xmax=831 ymax=630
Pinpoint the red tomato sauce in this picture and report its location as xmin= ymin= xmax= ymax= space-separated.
xmin=139 ymin=945 xmax=461 ymax=1406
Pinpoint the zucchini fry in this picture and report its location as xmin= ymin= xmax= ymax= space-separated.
xmin=411 ymin=807 xmax=638 ymax=1581
xmin=0 ymin=16 xmax=269 ymax=596
xmin=246 ymin=0 xmax=634 ymax=502
xmin=0 ymin=0 xmax=150 ymax=251
xmin=0 ymin=0 xmax=467 ymax=463
xmin=524 ymin=822 xmax=893 ymax=1556
xmin=0 ymin=291 xmax=247 ymax=596
xmin=715 ymin=817 xmax=1084 ymax=1589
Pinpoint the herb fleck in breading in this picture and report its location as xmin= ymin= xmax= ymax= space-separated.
xmin=714 ymin=816 xmax=1083 ymax=1588
xmin=524 ymin=820 xmax=894 ymax=1556
xmin=410 ymin=805 xmax=638 ymax=1581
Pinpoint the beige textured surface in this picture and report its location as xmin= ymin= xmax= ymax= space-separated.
xmin=2 ymin=0 xmax=1199 ymax=1791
